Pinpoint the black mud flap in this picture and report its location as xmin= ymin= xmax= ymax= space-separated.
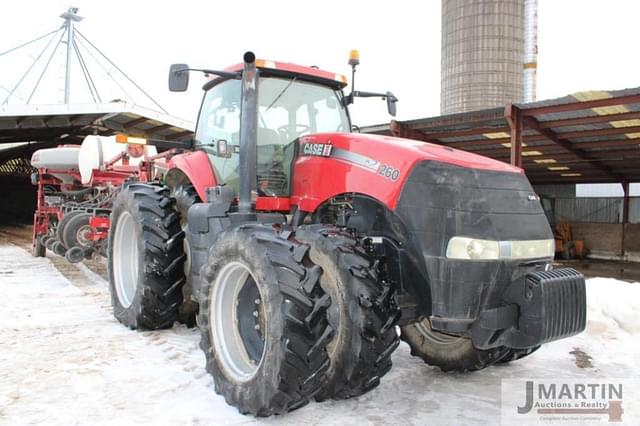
xmin=472 ymin=268 xmax=587 ymax=349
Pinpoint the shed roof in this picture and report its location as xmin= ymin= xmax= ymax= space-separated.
xmin=0 ymin=101 xmax=194 ymax=146
xmin=363 ymin=87 xmax=640 ymax=184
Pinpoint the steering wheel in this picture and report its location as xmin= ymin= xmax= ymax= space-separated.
xmin=278 ymin=124 xmax=310 ymax=139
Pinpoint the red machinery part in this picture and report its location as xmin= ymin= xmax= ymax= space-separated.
xmin=290 ymin=132 xmax=522 ymax=213
xmin=32 ymin=170 xmax=67 ymax=246
xmin=166 ymin=150 xmax=217 ymax=201
xmin=88 ymin=216 xmax=110 ymax=241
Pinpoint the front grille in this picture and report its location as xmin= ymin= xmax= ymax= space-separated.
xmin=527 ymin=268 xmax=587 ymax=344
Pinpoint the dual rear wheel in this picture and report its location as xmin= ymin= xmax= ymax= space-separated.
xmin=198 ymin=226 xmax=332 ymax=415
xmin=107 ymin=187 xmax=400 ymax=415
xmin=199 ymin=225 xmax=400 ymax=415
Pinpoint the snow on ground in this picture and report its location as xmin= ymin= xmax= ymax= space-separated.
xmin=1 ymin=243 xmax=639 ymax=425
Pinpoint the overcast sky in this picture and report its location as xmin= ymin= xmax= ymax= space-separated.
xmin=2 ymin=0 xmax=640 ymax=128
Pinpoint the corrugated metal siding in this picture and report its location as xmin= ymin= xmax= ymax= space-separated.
xmin=550 ymin=197 xmax=640 ymax=224
xmin=630 ymin=198 xmax=640 ymax=224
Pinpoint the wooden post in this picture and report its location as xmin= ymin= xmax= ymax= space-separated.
xmin=622 ymin=182 xmax=630 ymax=224
xmin=622 ymin=181 xmax=630 ymax=259
xmin=505 ymin=104 xmax=523 ymax=167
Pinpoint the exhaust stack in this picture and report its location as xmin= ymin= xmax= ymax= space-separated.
xmin=238 ymin=51 xmax=258 ymax=214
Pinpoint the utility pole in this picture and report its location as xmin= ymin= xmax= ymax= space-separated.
xmin=60 ymin=7 xmax=83 ymax=104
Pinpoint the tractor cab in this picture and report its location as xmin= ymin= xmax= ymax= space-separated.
xmin=169 ymin=52 xmax=396 ymax=211
xmin=194 ymin=63 xmax=351 ymax=198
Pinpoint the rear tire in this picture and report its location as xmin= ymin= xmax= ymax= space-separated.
xmin=170 ymin=185 xmax=199 ymax=327
xmin=198 ymin=225 xmax=333 ymax=416
xmin=296 ymin=225 xmax=400 ymax=401
xmin=400 ymin=318 xmax=509 ymax=372
xmin=107 ymin=183 xmax=186 ymax=330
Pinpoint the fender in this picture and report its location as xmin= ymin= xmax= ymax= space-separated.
xmin=165 ymin=150 xmax=217 ymax=200
xmin=291 ymin=132 xmax=522 ymax=213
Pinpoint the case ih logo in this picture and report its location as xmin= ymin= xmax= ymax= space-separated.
xmin=302 ymin=142 xmax=333 ymax=157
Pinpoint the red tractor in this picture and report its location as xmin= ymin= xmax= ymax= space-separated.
xmin=107 ymin=52 xmax=587 ymax=416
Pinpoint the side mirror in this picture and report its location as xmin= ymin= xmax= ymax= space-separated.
xmin=216 ymin=139 xmax=233 ymax=158
xmin=386 ymin=91 xmax=398 ymax=117
xmin=169 ymin=63 xmax=189 ymax=92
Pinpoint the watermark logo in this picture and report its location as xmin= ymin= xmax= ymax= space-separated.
xmin=502 ymin=379 xmax=638 ymax=424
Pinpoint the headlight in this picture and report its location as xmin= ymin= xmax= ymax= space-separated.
xmin=446 ymin=237 xmax=554 ymax=260
xmin=510 ymin=239 xmax=555 ymax=259
xmin=446 ymin=237 xmax=500 ymax=260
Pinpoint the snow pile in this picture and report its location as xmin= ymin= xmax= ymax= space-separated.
xmin=1 ymin=243 xmax=639 ymax=425
xmin=585 ymin=277 xmax=640 ymax=338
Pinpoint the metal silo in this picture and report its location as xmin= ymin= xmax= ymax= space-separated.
xmin=441 ymin=0 xmax=532 ymax=114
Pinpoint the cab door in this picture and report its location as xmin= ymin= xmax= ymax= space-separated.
xmin=194 ymin=79 xmax=242 ymax=192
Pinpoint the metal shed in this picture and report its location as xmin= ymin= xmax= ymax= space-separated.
xmin=0 ymin=101 xmax=194 ymax=145
xmin=364 ymin=87 xmax=640 ymax=222
xmin=0 ymin=101 xmax=194 ymax=175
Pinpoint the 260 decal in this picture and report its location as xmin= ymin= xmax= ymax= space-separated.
xmin=378 ymin=164 xmax=400 ymax=181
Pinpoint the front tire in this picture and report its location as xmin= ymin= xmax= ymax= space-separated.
xmin=198 ymin=225 xmax=333 ymax=416
xmin=108 ymin=183 xmax=186 ymax=330
xmin=498 ymin=346 xmax=540 ymax=364
xmin=400 ymin=318 xmax=509 ymax=372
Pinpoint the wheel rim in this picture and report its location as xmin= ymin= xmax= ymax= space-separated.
xmin=415 ymin=318 xmax=463 ymax=345
xmin=210 ymin=261 xmax=265 ymax=382
xmin=183 ymin=231 xmax=191 ymax=277
xmin=112 ymin=211 xmax=139 ymax=308
xmin=76 ymin=224 xmax=92 ymax=247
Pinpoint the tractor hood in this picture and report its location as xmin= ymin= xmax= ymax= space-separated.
xmin=298 ymin=131 xmax=550 ymax=251
xmin=301 ymin=132 xmax=522 ymax=175
xmin=312 ymin=131 xmax=552 ymax=254
xmin=293 ymin=132 xmax=526 ymax=213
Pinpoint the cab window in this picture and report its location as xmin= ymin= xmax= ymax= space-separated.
xmin=195 ymin=76 xmax=350 ymax=197
xmin=195 ymin=79 xmax=242 ymax=188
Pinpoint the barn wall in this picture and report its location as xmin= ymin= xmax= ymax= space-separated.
xmin=0 ymin=176 xmax=36 ymax=224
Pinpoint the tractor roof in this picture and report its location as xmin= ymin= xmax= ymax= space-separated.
xmin=205 ymin=60 xmax=349 ymax=91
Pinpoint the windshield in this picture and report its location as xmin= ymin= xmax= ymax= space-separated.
xmin=195 ymin=77 xmax=350 ymax=196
